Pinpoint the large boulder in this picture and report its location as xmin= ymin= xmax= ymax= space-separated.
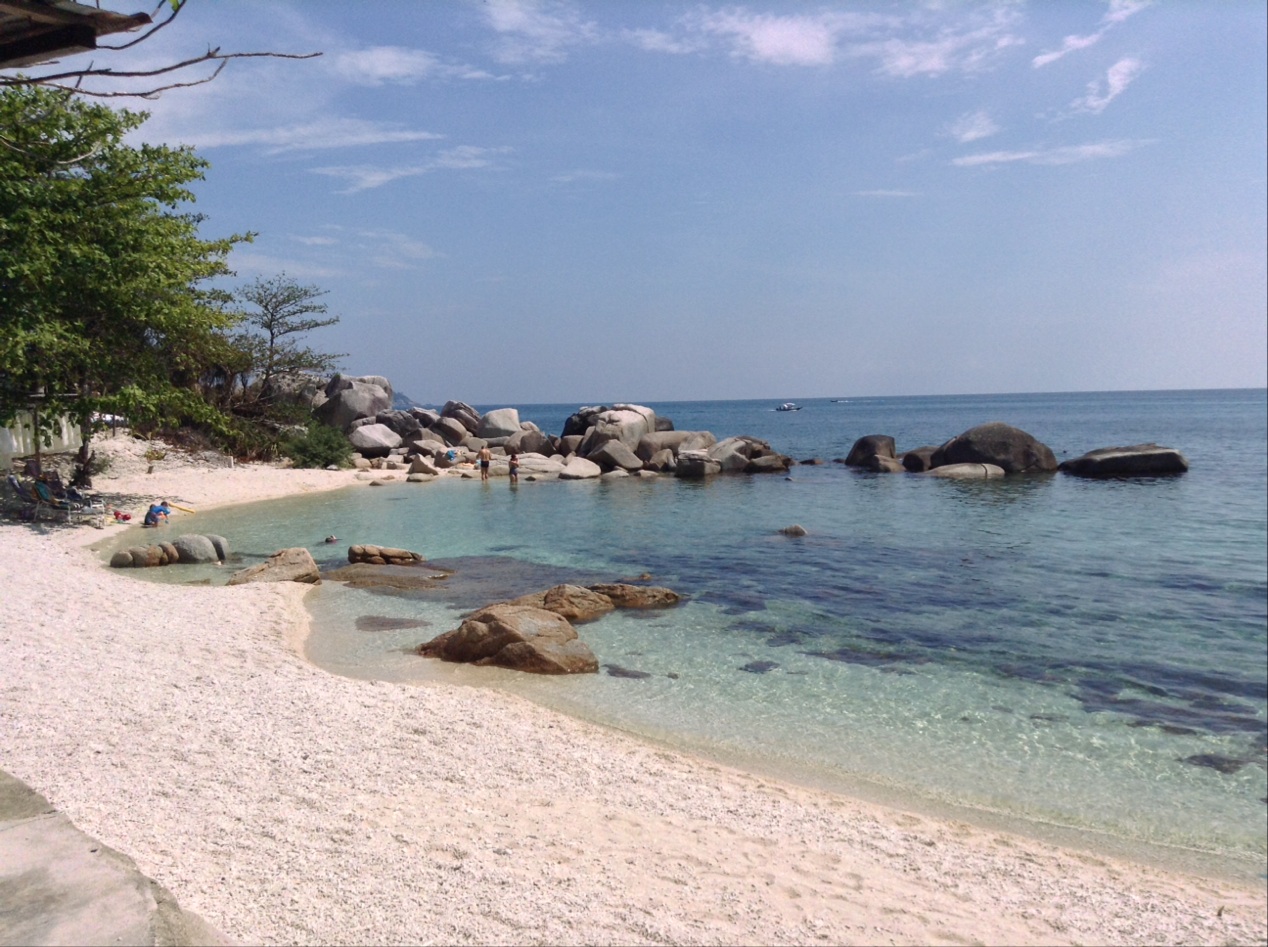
xmin=507 ymin=585 xmax=616 ymax=623
xmin=348 ymin=544 xmax=426 ymax=566
xmin=172 ymin=534 xmax=221 ymax=564
xmin=844 ymin=435 xmax=897 ymax=467
xmin=675 ymin=449 xmax=722 ymax=478
xmin=587 ymin=439 xmax=644 ymax=472
xmin=746 ymin=453 xmax=793 ymax=474
xmin=315 ymin=375 xmax=393 ymax=431
xmin=579 ymin=405 xmax=657 ymax=457
xmin=1058 ymin=444 xmax=1189 ymax=478
xmin=440 ymin=400 xmax=481 ymax=435
xmin=635 ymin=430 xmax=716 ymax=462
xmin=227 ymin=548 xmax=320 ymax=585
xmin=559 ymin=456 xmax=602 ymax=480
xmin=348 ymin=423 xmax=403 ymax=458
xmin=561 ymin=405 xmax=605 ymax=438
xmin=430 ymin=416 xmax=470 ymax=447
xmin=374 ymin=410 xmax=423 ymax=438
xmin=926 ymin=463 xmax=1006 ymax=479
xmin=505 ymin=429 xmax=553 ymax=456
xmin=707 ymin=437 xmax=758 ymax=472
xmin=931 ymin=422 xmax=1057 ymax=475
xmin=644 ymin=448 xmax=677 ymax=473
xmin=418 ymin=604 xmax=598 ymax=674
xmin=409 ymin=407 xmax=441 ymax=428
xmin=900 ymin=446 xmax=939 ymax=472
xmin=477 ymin=408 xmax=522 ymax=439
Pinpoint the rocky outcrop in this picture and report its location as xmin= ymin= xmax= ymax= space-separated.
xmin=477 ymin=407 xmax=521 ymax=440
xmin=315 ymin=374 xmax=393 ymax=431
xmin=587 ymin=583 xmax=681 ymax=608
xmin=579 ymin=405 xmax=658 ymax=457
xmin=227 ymin=547 xmax=320 ymax=585
xmin=559 ymin=456 xmax=602 ymax=480
xmin=506 ymin=584 xmax=616 ymax=623
xmin=347 ymin=544 xmax=426 ymax=566
xmin=440 ymin=400 xmax=481 ymax=435
xmin=844 ymin=435 xmax=897 ymax=467
xmin=587 ymin=440 xmax=643 ymax=472
xmin=931 ymin=422 xmax=1057 ymax=475
xmin=635 ymin=430 xmax=716 ymax=461
xmin=674 ymin=449 xmax=722 ymax=478
xmin=1059 ymin=444 xmax=1189 ymax=478
xmin=348 ymin=423 xmax=403 ymax=458
xmin=900 ymin=446 xmax=938 ymax=472
xmin=418 ymin=604 xmax=598 ymax=674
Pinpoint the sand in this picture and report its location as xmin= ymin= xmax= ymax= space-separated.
xmin=1 ymin=434 xmax=1264 ymax=946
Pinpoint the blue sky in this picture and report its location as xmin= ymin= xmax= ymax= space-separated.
xmin=36 ymin=2 xmax=1268 ymax=403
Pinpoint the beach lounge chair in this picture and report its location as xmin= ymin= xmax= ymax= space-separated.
xmin=4 ymin=474 xmax=46 ymax=520
xmin=32 ymin=479 xmax=101 ymax=526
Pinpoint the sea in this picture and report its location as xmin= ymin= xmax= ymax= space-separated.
xmin=103 ymin=389 xmax=1268 ymax=881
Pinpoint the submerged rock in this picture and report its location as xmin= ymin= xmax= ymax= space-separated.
xmin=419 ymin=604 xmax=598 ymax=674
xmin=1059 ymin=444 xmax=1189 ymax=478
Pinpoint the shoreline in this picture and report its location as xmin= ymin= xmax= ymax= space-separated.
xmin=2 ymin=437 xmax=1265 ymax=945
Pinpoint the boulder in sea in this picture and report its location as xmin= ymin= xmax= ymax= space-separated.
xmin=675 ymin=449 xmax=722 ymax=478
xmin=348 ymin=544 xmax=426 ymax=566
xmin=931 ymin=422 xmax=1058 ymax=475
xmin=844 ymin=435 xmax=897 ymax=467
xmin=227 ymin=548 xmax=321 ymax=586
xmin=1058 ymin=444 xmax=1189 ymax=478
xmin=506 ymin=584 xmax=616 ymax=623
xmin=418 ymin=604 xmax=598 ymax=674
xmin=900 ymin=446 xmax=938 ymax=472
xmin=780 ymin=524 xmax=808 ymax=537
xmin=587 ymin=583 xmax=682 ymax=608
xmin=926 ymin=463 xmax=1006 ymax=479
xmin=172 ymin=534 xmax=222 ymax=564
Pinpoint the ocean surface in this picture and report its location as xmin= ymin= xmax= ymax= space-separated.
xmin=106 ymin=389 xmax=1268 ymax=879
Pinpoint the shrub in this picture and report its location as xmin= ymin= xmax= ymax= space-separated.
xmin=283 ymin=422 xmax=352 ymax=469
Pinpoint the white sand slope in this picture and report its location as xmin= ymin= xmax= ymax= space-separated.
xmin=1 ymin=435 xmax=1264 ymax=945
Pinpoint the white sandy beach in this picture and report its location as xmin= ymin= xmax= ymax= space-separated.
xmin=1 ymin=435 xmax=1264 ymax=946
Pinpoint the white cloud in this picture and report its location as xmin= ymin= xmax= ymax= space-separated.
xmin=1070 ymin=57 xmax=1144 ymax=114
xmin=953 ymin=139 xmax=1144 ymax=167
xmin=1033 ymin=0 xmax=1151 ymax=67
xmin=694 ymin=10 xmax=856 ymax=66
xmin=193 ymin=118 xmax=443 ymax=154
xmin=623 ymin=28 xmax=702 ymax=55
xmin=332 ymin=46 xmax=507 ymax=85
xmin=291 ymin=235 xmax=340 ymax=247
xmin=312 ymin=146 xmax=512 ymax=193
xmin=480 ymin=0 xmax=599 ymax=64
xmin=851 ymin=8 xmax=1025 ymax=77
xmin=947 ymin=109 xmax=1001 ymax=143
xmin=227 ymin=250 xmax=344 ymax=281
xmin=353 ymin=230 xmax=439 ymax=269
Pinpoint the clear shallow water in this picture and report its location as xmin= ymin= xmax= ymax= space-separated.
xmin=107 ymin=390 xmax=1268 ymax=877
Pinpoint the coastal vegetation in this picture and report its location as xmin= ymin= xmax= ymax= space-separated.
xmin=0 ymin=85 xmax=346 ymax=477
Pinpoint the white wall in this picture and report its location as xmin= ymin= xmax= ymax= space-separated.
xmin=1 ymin=412 xmax=82 ymax=471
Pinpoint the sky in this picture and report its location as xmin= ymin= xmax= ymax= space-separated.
xmin=14 ymin=1 xmax=1268 ymax=404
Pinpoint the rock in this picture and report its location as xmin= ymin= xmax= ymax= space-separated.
xmin=645 ymin=448 xmax=677 ymax=473
xmin=926 ymin=463 xmax=1006 ymax=479
xmin=844 ymin=434 xmax=897 ymax=467
xmin=430 ymin=416 xmax=470 ymax=447
xmin=746 ymin=454 xmax=792 ymax=474
xmin=227 ymin=547 xmax=320 ymax=585
xmin=604 ymin=664 xmax=653 ymax=679
xmin=800 ymin=458 xmax=824 ymax=466
xmin=409 ymin=407 xmax=441 ymax=428
xmin=1059 ymin=444 xmax=1189 ymax=478
xmin=780 ymin=524 xmax=807 ymax=537
xmin=408 ymin=457 xmax=440 ymax=476
xmin=900 ymin=446 xmax=939 ymax=472
xmin=348 ymin=544 xmax=426 ymax=566
xmin=587 ymin=439 xmax=644 ymax=471
xmin=578 ymin=405 xmax=657 ymax=456
xmin=477 ymin=407 xmax=522 ymax=439
xmin=374 ymin=410 xmax=423 ymax=438
xmin=559 ymin=456 xmax=603 ymax=480
xmin=558 ymin=434 xmax=585 ymax=456
xmin=418 ymin=604 xmax=598 ymax=674
xmin=707 ymin=437 xmax=757 ymax=472
xmin=634 ymin=430 xmax=716 ymax=462
xmin=862 ymin=454 xmax=906 ymax=473
xmin=505 ymin=429 xmax=552 ymax=456
xmin=324 ymin=562 xmax=452 ymax=590
xmin=507 ymin=584 xmax=616 ymax=623
xmin=931 ymin=422 xmax=1057 ymax=474
xmin=440 ymin=400 xmax=481 ymax=435
xmin=158 ymin=541 xmax=180 ymax=564
xmin=172 ymin=534 xmax=221 ymax=564
xmin=315 ymin=375 xmax=393 ymax=431
xmin=348 ymin=424 xmax=403 ymax=458
xmin=109 ymin=550 xmax=134 ymax=568
xmin=674 ymin=449 xmax=722 ymax=478
xmin=587 ymin=584 xmax=682 ymax=608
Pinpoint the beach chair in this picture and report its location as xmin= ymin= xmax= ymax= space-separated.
xmin=32 ymin=479 xmax=98 ymax=525
xmin=4 ymin=474 xmax=46 ymax=520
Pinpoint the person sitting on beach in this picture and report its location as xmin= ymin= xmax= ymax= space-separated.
xmin=143 ymin=499 xmax=171 ymax=527
xmin=508 ymin=452 xmax=519 ymax=484
xmin=477 ymin=445 xmax=492 ymax=481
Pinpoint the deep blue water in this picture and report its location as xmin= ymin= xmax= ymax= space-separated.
xmin=109 ymin=389 xmax=1268 ymax=875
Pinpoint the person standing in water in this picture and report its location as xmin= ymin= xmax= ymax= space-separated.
xmin=508 ymin=452 xmax=519 ymax=484
xmin=477 ymin=445 xmax=492 ymax=481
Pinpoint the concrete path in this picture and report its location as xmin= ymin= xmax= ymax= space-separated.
xmin=0 ymin=770 xmax=231 ymax=946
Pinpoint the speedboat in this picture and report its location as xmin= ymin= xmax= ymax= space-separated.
xmin=776 ymin=402 xmax=802 ymax=412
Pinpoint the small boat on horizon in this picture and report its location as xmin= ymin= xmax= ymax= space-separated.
xmin=776 ymin=402 xmax=802 ymax=412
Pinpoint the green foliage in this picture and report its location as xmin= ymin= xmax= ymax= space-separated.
xmin=282 ymin=422 xmax=353 ymax=469
xmin=0 ymin=85 xmax=250 ymax=451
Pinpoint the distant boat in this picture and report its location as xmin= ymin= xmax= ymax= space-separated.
xmin=776 ymin=402 xmax=802 ymax=412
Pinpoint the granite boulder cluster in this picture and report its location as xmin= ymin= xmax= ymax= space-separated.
xmin=314 ymin=374 xmax=793 ymax=480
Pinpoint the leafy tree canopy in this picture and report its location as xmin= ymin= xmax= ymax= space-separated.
xmin=0 ymin=83 xmax=251 ymax=458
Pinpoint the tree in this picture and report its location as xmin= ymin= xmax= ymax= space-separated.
xmin=0 ymin=83 xmax=250 ymax=478
xmin=231 ymin=275 xmax=344 ymax=412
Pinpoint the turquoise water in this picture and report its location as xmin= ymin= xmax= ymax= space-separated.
xmin=108 ymin=390 xmax=1267 ymax=877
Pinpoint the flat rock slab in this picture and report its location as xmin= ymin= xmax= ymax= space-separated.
xmin=0 ymin=769 xmax=231 ymax=946
xmin=1058 ymin=444 xmax=1189 ymax=477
